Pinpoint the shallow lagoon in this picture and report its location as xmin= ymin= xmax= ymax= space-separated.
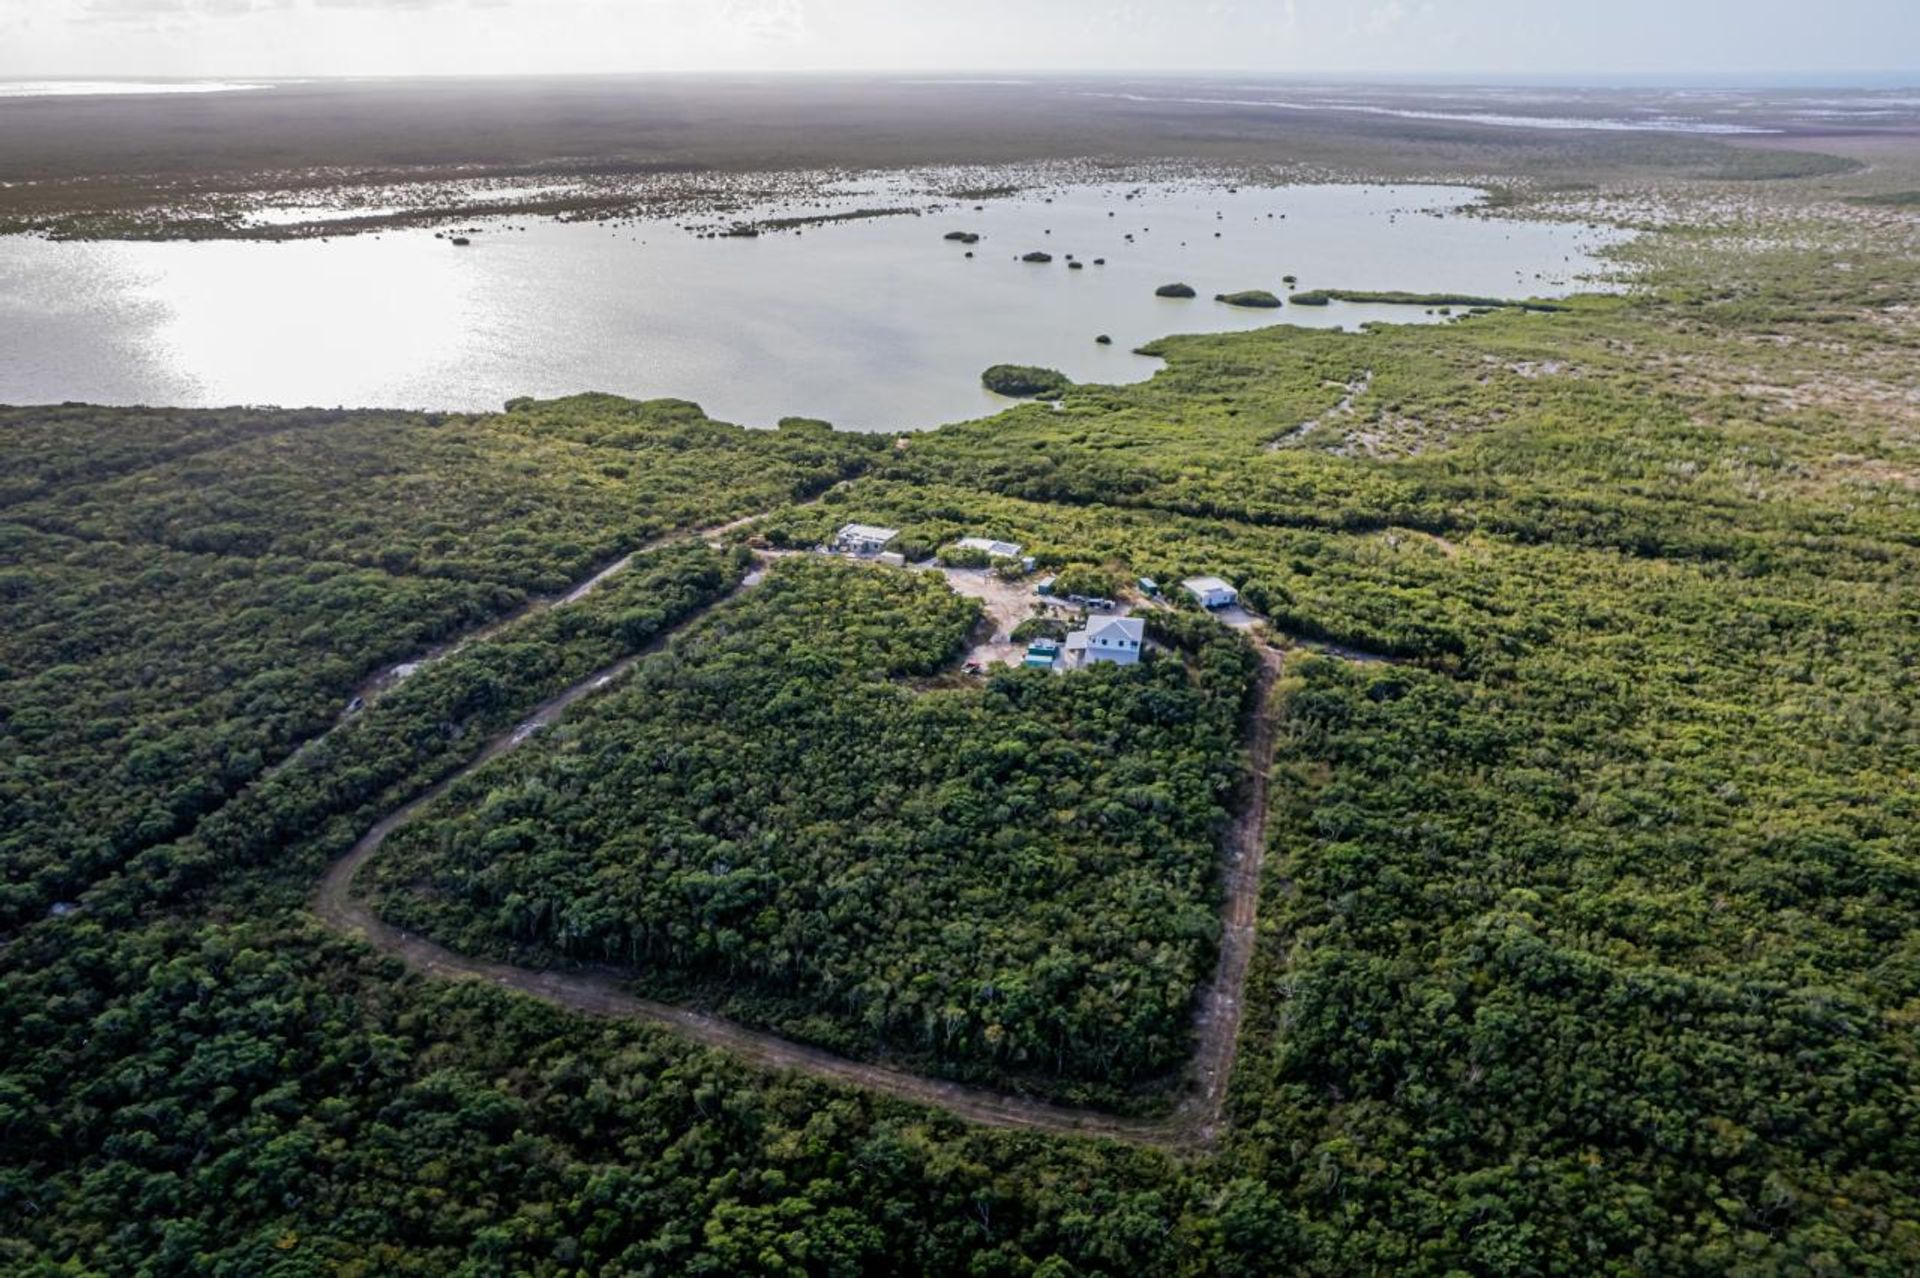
xmin=0 ymin=181 xmax=1625 ymax=429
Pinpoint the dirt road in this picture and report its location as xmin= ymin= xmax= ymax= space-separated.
xmin=345 ymin=509 xmax=772 ymax=715
xmin=313 ymin=561 xmax=1284 ymax=1154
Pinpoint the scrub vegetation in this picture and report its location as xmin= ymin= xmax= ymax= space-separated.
xmin=1285 ymin=289 xmax=1569 ymax=311
xmin=367 ymin=557 xmax=1259 ymax=1101
xmin=5 ymin=130 xmax=1920 ymax=1275
xmin=982 ymin=363 xmax=1074 ymax=398
xmin=0 ymin=397 xmax=873 ymax=929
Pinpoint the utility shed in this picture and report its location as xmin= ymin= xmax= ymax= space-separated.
xmin=836 ymin=523 xmax=901 ymax=555
xmin=1182 ymin=575 xmax=1238 ymax=609
xmin=1068 ymin=615 xmax=1145 ymax=666
xmin=955 ymin=536 xmax=1024 ymax=560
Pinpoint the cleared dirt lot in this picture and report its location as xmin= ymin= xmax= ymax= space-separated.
xmin=927 ymin=565 xmax=1049 ymax=667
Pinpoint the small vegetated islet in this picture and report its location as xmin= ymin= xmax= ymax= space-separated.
xmin=1214 ymin=289 xmax=1283 ymax=308
xmin=981 ymin=363 xmax=1073 ymax=398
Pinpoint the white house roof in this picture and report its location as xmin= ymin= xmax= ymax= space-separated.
xmin=838 ymin=523 xmax=900 ymax=543
xmin=1086 ymin=616 xmax=1146 ymax=644
xmin=955 ymin=536 xmax=1023 ymax=558
xmin=1182 ymin=575 xmax=1236 ymax=594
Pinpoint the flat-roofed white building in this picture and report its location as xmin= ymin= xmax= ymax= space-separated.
xmin=1065 ymin=615 xmax=1145 ymax=666
xmin=954 ymin=536 xmax=1024 ymax=560
xmin=1182 ymin=575 xmax=1238 ymax=610
xmin=835 ymin=523 xmax=901 ymax=555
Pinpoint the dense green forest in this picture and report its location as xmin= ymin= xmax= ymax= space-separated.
xmin=368 ymin=557 xmax=1257 ymax=1098
xmin=0 ymin=398 xmax=873 ymax=928
xmin=4 ymin=159 xmax=1919 ymax=1274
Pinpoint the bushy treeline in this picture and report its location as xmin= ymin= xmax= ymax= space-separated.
xmin=371 ymin=558 xmax=1259 ymax=1098
xmin=882 ymin=296 xmax=1920 ymax=573
xmin=5 ymin=181 xmax=1920 ymax=1274
xmin=0 ymin=522 xmax=507 ymax=929
xmin=747 ymin=214 xmax=1920 ymax=1271
xmin=7 ymin=396 xmax=874 ymax=592
xmin=3 ymin=906 xmax=1298 ymax=1276
xmin=104 ymin=540 xmax=747 ymax=920
xmin=1234 ymin=635 xmax=1918 ymax=1273
xmin=1 ymin=396 xmax=873 ymax=929
xmin=0 ymin=536 xmax=1266 ymax=1278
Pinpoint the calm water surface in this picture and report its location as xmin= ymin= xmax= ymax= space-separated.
xmin=0 ymin=182 xmax=1625 ymax=430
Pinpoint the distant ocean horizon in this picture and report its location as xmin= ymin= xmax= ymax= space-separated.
xmin=0 ymin=70 xmax=1913 ymax=98
xmin=0 ymin=79 xmax=271 ymax=98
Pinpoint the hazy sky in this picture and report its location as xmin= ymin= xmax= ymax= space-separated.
xmin=2 ymin=0 xmax=1915 ymax=81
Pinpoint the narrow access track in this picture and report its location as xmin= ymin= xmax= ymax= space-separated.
xmin=314 ymin=563 xmax=1285 ymax=1155
xmin=341 ymin=510 xmax=773 ymax=719
xmin=265 ymin=511 xmax=774 ymax=785
xmin=1264 ymin=370 xmax=1374 ymax=451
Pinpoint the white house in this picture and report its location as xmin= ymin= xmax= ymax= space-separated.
xmin=1065 ymin=615 xmax=1145 ymax=666
xmin=836 ymin=523 xmax=900 ymax=556
xmin=1182 ymin=575 xmax=1238 ymax=609
xmin=954 ymin=536 xmax=1024 ymax=560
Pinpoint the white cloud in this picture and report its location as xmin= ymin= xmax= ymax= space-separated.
xmin=2 ymin=0 xmax=1915 ymax=79
xmin=723 ymin=0 xmax=808 ymax=44
xmin=1364 ymin=0 xmax=1408 ymax=37
xmin=310 ymin=0 xmax=473 ymax=10
xmin=84 ymin=0 xmax=290 ymax=19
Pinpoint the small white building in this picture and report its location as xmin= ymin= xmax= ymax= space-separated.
xmin=954 ymin=536 xmax=1024 ymax=560
xmin=1066 ymin=615 xmax=1145 ymax=666
xmin=836 ymin=523 xmax=901 ymax=556
xmin=1182 ymin=575 xmax=1238 ymax=610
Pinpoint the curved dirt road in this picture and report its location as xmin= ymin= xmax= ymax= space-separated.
xmin=315 ymin=568 xmax=1282 ymax=1153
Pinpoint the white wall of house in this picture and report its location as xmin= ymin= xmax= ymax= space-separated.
xmin=1075 ymin=617 xmax=1145 ymax=666
xmin=1182 ymin=577 xmax=1238 ymax=609
xmin=837 ymin=523 xmax=900 ymax=555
